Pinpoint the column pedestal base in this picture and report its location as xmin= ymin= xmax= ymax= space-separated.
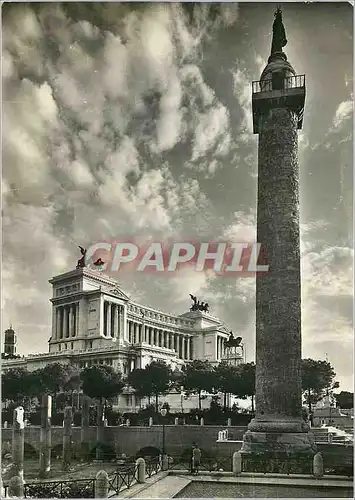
xmin=240 ymin=425 xmax=317 ymax=474
xmin=240 ymin=450 xmax=315 ymax=475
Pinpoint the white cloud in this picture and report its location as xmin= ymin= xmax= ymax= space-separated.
xmin=332 ymin=99 xmax=353 ymax=128
xmin=302 ymin=245 xmax=353 ymax=298
xmin=234 ymin=277 xmax=255 ymax=304
xmin=154 ymin=73 xmax=183 ymax=152
xmin=223 ymin=211 xmax=256 ymax=242
xmin=192 ymin=103 xmax=230 ymax=160
xmin=169 ymin=268 xmax=210 ymax=304
xmin=232 ymin=68 xmax=253 ymax=136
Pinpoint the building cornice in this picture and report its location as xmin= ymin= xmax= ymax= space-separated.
xmin=50 ymin=291 xmax=89 ymax=304
xmin=130 ymin=343 xmax=178 ymax=356
xmin=126 ymin=316 xmax=196 ymax=335
xmin=128 ymin=302 xmax=195 ymax=328
xmin=49 ymin=267 xmax=128 ymax=290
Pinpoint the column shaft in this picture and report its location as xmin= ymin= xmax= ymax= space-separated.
xmin=107 ymin=303 xmax=112 ymax=337
xmin=122 ymin=306 xmax=128 ymax=343
xmin=59 ymin=307 xmax=64 ymax=339
xmin=63 ymin=307 xmax=68 ymax=338
xmin=56 ymin=308 xmax=61 ymax=340
xmin=117 ymin=306 xmax=120 ymax=338
xmin=112 ymin=304 xmax=117 ymax=338
xmin=39 ymin=395 xmax=52 ymax=478
xmin=76 ymin=303 xmax=79 ymax=336
xmin=69 ymin=305 xmax=74 ymax=337
xmin=254 ymin=109 xmax=302 ymax=422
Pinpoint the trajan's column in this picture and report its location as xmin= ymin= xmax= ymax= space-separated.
xmin=241 ymin=7 xmax=317 ymax=472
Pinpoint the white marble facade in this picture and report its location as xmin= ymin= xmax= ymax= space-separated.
xmin=2 ymin=267 xmax=244 ymax=408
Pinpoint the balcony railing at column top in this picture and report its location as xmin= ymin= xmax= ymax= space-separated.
xmin=252 ymin=74 xmax=306 ymax=94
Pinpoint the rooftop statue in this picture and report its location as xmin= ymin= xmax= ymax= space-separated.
xmin=76 ymin=246 xmax=87 ymax=269
xmin=189 ymin=294 xmax=210 ymax=313
xmin=225 ymin=331 xmax=243 ymax=348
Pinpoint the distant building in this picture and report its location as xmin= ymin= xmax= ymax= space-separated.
xmin=313 ymin=406 xmax=353 ymax=432
xmin=2 ymin=266 xmax=245 ymax=411
xmin=3 ymin=326 xmax=17 ymax=356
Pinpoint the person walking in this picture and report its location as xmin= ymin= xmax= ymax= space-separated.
xmin=192 ymin=443 xmax=201 ymax=475
xmin=189 ymin=443 xmax=195 ymax=474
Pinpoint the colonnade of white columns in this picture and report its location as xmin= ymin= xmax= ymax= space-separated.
xmin=127 ymin=321 xmax=193 ymax=360
xmin=217 ymin=336 xmax=226 ymax=360
xmin=55 ymin=303 xmax=79 ymax=339
xmin=103 ymin=301 xmax=124 ymax=338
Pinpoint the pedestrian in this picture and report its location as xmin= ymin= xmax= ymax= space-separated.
xmin=192 ymin=443 xmax=201 ymax=475
xmin=190 ymin=443 xmax=195 ymax=474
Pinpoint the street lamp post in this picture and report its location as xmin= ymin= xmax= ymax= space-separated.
xmin=160 ymin=408 xmax=167 ymax=470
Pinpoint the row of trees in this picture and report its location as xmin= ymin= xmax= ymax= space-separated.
xmin=127 ymin=360 xmax=256 ymax=412
xmin=2 ymin=363 xmax=82 ymax=411
xmin=127 ymin=358 xmax=344 ymax=414
xmin=2 ymin=357 xmax=350 ymax=416
xmin=2 ymin=363 xmax=125 ymax=410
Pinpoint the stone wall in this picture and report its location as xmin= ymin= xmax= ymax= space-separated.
xmin=1 ymin=425 xmax=246 ymax=457
xmin=2 ymin=426 xmax=352 ymax=465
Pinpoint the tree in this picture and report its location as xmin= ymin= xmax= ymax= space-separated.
xmin=2 ymin=368 xmax=31 ymax=406
xmin=213 ymin=362 xmax=240 ymax=410
xmin=181 ymin=360 xmax=215 ymax=411
xmin=128 ymin=361 xmax=174 ymax=412
xmin=334 ymin=391 xmax=353 ymax=409
xmin=64 ymin=371 xmax=81 ymax=406
xmin=80 ymin=365 xmax=124 ymax=461
xmin=236 ymin=363 xmax=256 ymax=412
xmin=33 ymin=363 xmax=79 ymax=409
xmin=145 ymin=361 xmax=174 ymax=413
xmin=301 ymin=358 xmax=338 ymax=413
xmin=80 ymin=365 xmax=124 ymax=405
xmin=127 ymin=368 xmax=153 ymax=407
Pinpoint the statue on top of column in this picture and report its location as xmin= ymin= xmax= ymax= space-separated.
xmin=76 ymin=246 xmax=87 ymax=269
xmin=271 ymin=6 xmax=287 ymax=54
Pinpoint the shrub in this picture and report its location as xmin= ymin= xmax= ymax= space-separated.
xmin=89 ymin=442 xmax=116 ymax=460
xmin=136 ymin=446 xmax=160 ymax=458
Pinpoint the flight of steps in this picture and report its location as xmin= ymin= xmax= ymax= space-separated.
xmin=312 ymin=427 xmax=330 ymax=443
xmin=312 ymin=426 xmax=353 ymax=444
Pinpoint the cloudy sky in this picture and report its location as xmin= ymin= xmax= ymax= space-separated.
xmin=2 ymin=2 xmax=353 ymax=390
